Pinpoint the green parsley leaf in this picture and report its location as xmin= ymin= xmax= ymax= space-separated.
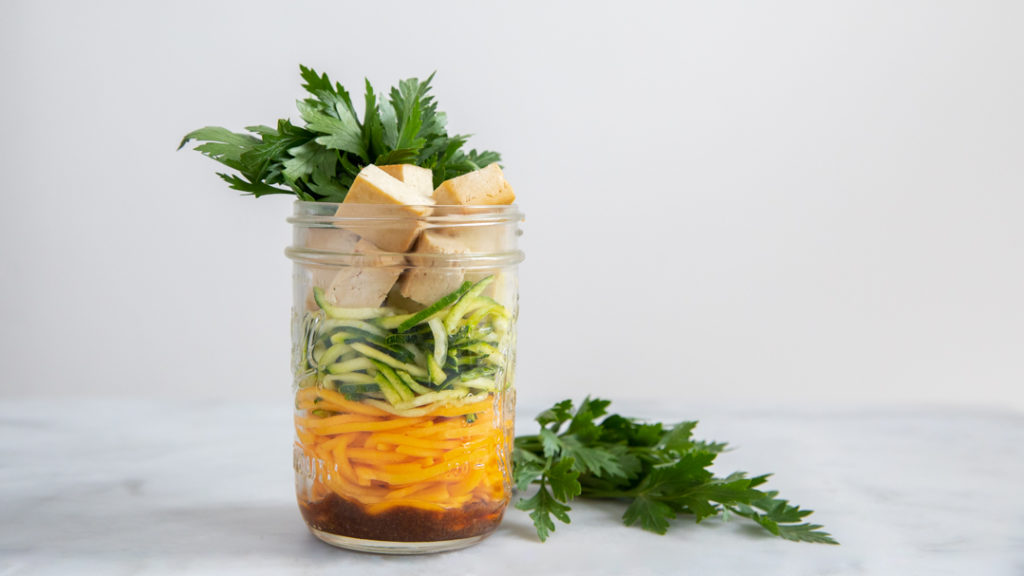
xmin=178 ymin=126 xmax=260 ymax=169
xmin=546 ymin=458 xmax=582 ymax=502
xmin=623 ymin=495 xmax=676 ymax=534
xmin=216 ymin=173 xmax=296 ymax=199
xmin=513 ymin=457 xmax=581 ymax=543
xmin=512 ymin=448 xmax=545 ymax=492
xmin=658 ymin=421 xmax=699 ymax=452
xmin=514 ymin=483 xmax=571 ymax=543
xmin=282 ymin=141 xmax=336 ymax=185
xmin=296 ymin=100 xmax=367 ymax=161
xmin=558 ymin=435 xmax=628 ymax=478
xmin=598 ymin=414 xmax=663 ymax=447
xmin=536 ymin=399 xmax=574 ymax=431
xmin=239 ymin=119 xmax=312 ymax=183
xmin=539 ymin=428 xmax=562 ymax=459
xmin=726 ymin=490 xmax=838 ymax=544
xmin=565 ymin=396 xmax=612 ymax=442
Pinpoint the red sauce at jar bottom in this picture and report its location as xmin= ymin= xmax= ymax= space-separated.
xmin=299 ymin=494 xmax=507 ymax=542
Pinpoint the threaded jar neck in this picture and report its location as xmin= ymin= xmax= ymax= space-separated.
xmin=286 ymin=202 xmax=524 ymax=268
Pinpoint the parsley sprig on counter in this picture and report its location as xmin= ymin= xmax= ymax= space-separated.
xmin=513 ymin=398 xmax=838 ymax=544
xmin=179 ymin=66 xmax=500 ymax=201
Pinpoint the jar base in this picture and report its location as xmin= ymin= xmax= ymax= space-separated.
xmin=309 ymin=527 xmax=492 ymax=555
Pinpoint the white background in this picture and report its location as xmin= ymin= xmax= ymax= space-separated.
xmin=1 ymin=0 xmax=1021 ymax=411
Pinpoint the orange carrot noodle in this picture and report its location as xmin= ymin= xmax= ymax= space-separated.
xmin=297 ymin=412 xmax=382 ymax=429
xmin=346 ymin=448 xmax=414 ymax=464
xmin=395 ymin=445 xmax=446 ymax=459
xmin=317 ymin=416 xmax=428 ymax=435
xmin=311 ymin=389 xmax=390 ymax=416
xmin=366 ymin=433 xmax=461 ymax=451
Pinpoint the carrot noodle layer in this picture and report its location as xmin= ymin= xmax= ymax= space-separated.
xmin=295 ymin=387 xmax=509 ymax=514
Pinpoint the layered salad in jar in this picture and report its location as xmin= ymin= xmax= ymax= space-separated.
xmin=291 ymin=162 xmax=520 ymax=546
xmin=181 ymin=67 xmax=522 ymax=550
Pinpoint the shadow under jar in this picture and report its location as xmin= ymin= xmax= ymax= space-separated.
xmin=286 ymin=202 xmax=524 ymax=554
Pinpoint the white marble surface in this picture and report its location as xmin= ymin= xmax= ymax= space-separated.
xmin=1 ymin=398 xmax=1021 ymax=575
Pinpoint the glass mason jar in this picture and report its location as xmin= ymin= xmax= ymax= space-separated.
xmin=286 ymin=201 xmax=524 ymax=554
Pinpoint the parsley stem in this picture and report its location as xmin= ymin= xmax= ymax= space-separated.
xmin=575 ymin=489 xmax=638 ymax=500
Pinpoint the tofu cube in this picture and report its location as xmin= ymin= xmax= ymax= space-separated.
xmin=399 ymin=231 xmax=469 ymax=305
xmin=464 ymin=269 xmax=517 ymax=308
xmin=300 ymin=227 xmax=361 ymax=311
xmin=433 ymin=163 xmax=515 ymax=205
xmin=337 ymin=165 xmax=434 ymax=252
xmin=323 ymin=239 xmax=405 ymax=308
xmin=299 ymin=226 xmax=360 ymax=254
xmin=378 ymin=164 xmax=435 ymax=196
xmin=434 ymin=223 xmax=514 ymax=254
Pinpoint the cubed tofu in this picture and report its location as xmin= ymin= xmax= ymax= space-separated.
xmin=337 ymin=164 xmax=434 ymax=252
xmin=432 ymin=163 xmax=515 ymax=205
xmin=399 ymin=230 xmax=469 ymax=305
xmin=434 ymin=224 xmax=514 ymax=254
xmin=378 ymin=164 xmax=435 ymax=196
xmin=301 ymin=227 xmax=361 ymax=311
xmin=344 ymin=164 xmax=434 ymax=210
xmin=323 ymin=239 xmax=405 ymax=308
xmin=300 ymin=226 xmax=360 ymax=253
xmin=464 ymin=269 xmax=517 ymax=308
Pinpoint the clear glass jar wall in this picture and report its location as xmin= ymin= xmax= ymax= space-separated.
xmin=286 ymin=202 xmax=523 ymax=554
